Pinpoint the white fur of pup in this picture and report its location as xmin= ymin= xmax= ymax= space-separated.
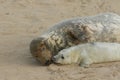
xmin=53 ymin=42 xmax=120 ymax=67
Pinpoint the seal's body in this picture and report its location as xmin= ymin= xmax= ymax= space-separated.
xmin=53 ymin=42 xmax=120 ymax=67
xmin=30 ymin=13 xmax=120 ymax=65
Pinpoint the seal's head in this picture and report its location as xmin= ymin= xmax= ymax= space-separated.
xmin=30 ymin=37 xmax=52 ymax=65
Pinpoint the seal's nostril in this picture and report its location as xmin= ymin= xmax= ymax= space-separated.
xmin=45 ymin=60 xmax=51 ymax=65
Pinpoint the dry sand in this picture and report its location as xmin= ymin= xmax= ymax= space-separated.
xmin=1 ymin=0 xmax=120 ymax=80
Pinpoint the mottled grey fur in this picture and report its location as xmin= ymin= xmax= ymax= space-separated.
xmin=43 ymin=13 xmax=120 ymax=54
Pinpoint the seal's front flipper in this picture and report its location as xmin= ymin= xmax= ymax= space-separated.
xmin=79 ymin=63 xmax=90 ymax=68
xmin=79 ymin=57 xmax=92 ymax=68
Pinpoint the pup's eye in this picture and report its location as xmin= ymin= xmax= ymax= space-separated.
xmin=61 ymin=55 xmax=64 ymax=59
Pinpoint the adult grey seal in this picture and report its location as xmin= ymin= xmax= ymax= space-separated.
xmin=30 ymin=13 xmax=120 ymax=65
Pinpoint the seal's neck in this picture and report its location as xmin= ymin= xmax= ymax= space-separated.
xmin=70 ymin=49 xmax=82 ymax=64
xmin=45 ymin=34 xmax=65 ymax=56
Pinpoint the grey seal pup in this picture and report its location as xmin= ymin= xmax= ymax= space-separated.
xmin=53 ymin=42 xmax=120 ymax=67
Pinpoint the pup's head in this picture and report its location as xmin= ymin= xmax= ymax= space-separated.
xmin=52 ymin=48 xmax=79 ymax=65
xmin=30 ymin=37 xmax=52 ymax=65
xmin=52 ymin=49 xmax=72 ymax=64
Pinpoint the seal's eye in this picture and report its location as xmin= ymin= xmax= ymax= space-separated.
xmin=61 ymin=55 xmax=64 ymax=59
xmin=41 ymin=47 xmax=46 ymax=51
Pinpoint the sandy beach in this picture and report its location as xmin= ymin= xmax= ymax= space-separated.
xmin=1 ymin=0 xmax=120 ymax=80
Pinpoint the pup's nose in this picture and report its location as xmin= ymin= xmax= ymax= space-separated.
xmin=52 ymin=57 xmax=56 ymax=62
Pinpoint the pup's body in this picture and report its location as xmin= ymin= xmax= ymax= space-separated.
xmin=53 ymin=42 xmax=120 ymax=67
xmin=30 ymin=13 xmax=120 ymax=65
